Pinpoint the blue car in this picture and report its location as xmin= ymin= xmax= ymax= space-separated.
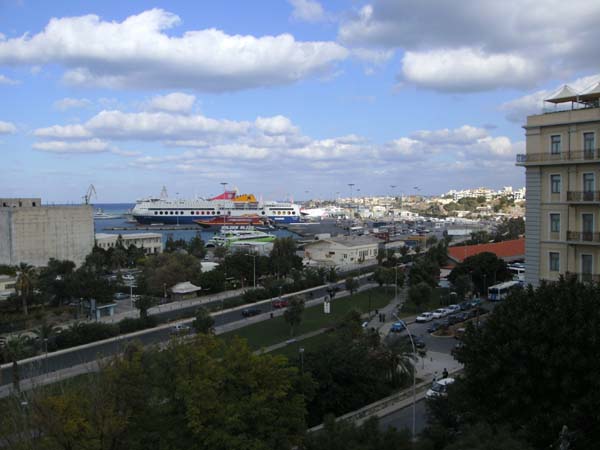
xmin=390 ymin=321 xmax=406 ymax=333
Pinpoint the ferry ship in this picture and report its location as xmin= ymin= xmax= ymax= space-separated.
xmin=131 ymin=190 xmax=301 ymax=225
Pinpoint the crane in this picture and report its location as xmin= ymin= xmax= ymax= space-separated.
xmin=83 ymin=184 xmax=97 ymax=205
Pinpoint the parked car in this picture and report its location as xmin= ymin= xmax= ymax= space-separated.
xmin=122 ymin=274 xmax=135 ymax=281
xmin=426 ymin=377 xmax=455 ymax=399
xmin=403 ymin=335 xmax=426 ymax=349
xmin=459 ymin=301 xmax=472 ymax=311
xmin=431 ymin=308 xmax=448 ymax=319
xmin=113 ymin=292 xmax=129 ymax=301
xmin=470 ymin=298 xmax=483 ymax=308
xmin=454 ymin=312 xmax=468 ymax=323
xmin=416 ymin=312 xmax=435 ymax=323
xmin=446 ymin=304 xmax=461 ymax=314
xmin=447 ymin=315 xmax=461 ymax=325
xmin=242 ymin=308 xmax=261 ymax=317
xmin=170 ymin=323 xmax=191 ymax=335
xmin=272 ymin=299 xmax=289 ymax=309
xmin=427 ymin=322 xmax=442 ymax=333
xmin=390 ymin=321 xmax=406 ymax=333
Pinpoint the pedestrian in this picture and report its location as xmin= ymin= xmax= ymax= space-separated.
xmin=442 ymin=368 xmax=449 ymax=379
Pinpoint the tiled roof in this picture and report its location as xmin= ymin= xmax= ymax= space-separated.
xmin=448 ymin=238 xmax=525 ymax=263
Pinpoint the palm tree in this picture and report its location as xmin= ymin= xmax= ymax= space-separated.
xmin=384 ymin=335 xmax=416 ymax=387
xmin=15 ymin=263 xmax=35 ymax=316
xmin=3 ymin=335 xmax=29 ymax=392
xmin=32 ymin=320 xmax=59 ymax=352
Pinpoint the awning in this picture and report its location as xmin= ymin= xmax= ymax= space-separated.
xmin=544 ymin=85 xmax=579 ymax=104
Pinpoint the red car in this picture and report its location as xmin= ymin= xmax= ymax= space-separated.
xmin=272 ymin=299 xmax=289 ymax=308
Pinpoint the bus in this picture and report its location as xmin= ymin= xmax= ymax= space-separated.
xmin=488 ymin=280 xmax=522 ymax=301
xmin=507 ymin=263 xmax=525 ymax=281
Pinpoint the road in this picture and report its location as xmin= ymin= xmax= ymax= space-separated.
xmin=0 ymin=279 xmax=366 ymax=387
xmin=378 ymin=399 xmax=428 ymax=434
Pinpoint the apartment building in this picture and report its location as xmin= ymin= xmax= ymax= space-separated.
xmin=517 ymin=83 xmax=600 ymax=286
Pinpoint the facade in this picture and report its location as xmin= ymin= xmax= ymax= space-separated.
xmin=0 ymin=199 xmax=94 ymax=267
xmin=303 ymin=235 xmax=382 ymax=268
xmin=95 ymin=233 xmax=163 ymax=255
xmin=517 ymin=93 xmax=600 ymax=286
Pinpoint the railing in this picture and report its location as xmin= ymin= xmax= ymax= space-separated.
xmin=565 ymin=272 xmax=600 ymax=283
xmin=567 ymin=191 xmax=600 ymax=202
xmin=566 ymin=231 xmax=600 ymax=243
xmin=516 ymin=148 xmax=600 ymax=164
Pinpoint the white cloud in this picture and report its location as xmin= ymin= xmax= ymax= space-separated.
xmin=339 ymin=0 xmax=600 ymax=91
xmin=0 ymin=9 xmax=348 ymax=92
xmin=32 ymin=139 xmax=110 ymax=153
xmin=402 ymin=48 xmax=540 ymax=92
xmin=411 ymin=125 xmax=489 ymax=145
xmin=145 ymin=92 xmax=196 ymax=114
xmin=0 ymin=74 xmax=19 ymax=85
xmin=34 ymin=124 xmax=92 ymax=139
xmin=0 ymin=120 xmax=16 ymax=134
xmin=351 ymin=47 xmax=394 ymax=65
xmin=289 ymin=0 xmax=326 ymax=23
xmin=255 ymin=115 xmax=299 ymax=136
xmin=53 ymin=97 xmax=91 ymax=111
xmin=501 ymin=73 xmax=600 ymax=123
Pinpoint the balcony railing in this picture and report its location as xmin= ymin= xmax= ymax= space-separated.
xmin=565 ymin=272 xmax=600 ymax=283
xmin=567 ymin=191 xmax=600 ymax=202
xmin=516 ymin=148 xmax=600 ymax=164
xmin=566 ymin=231 xmax=600 ymax=243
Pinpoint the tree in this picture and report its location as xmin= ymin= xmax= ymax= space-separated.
xmin=188 ymin=235 xmax=207 ymax=259
xmin=3 ymin=335 xmax=30 ymax=391
xmin=452 ymin=274 xmax=473 ymax=299
xmin=139 ymin=253 xmax=202 ymax=297
xmin=448 ymin=252 xmax=512 ymax=295
xmin=493 ymin=217 xmax=525 ymax=242
xmin=134 ymin=295 xmax=155 ymax=320
xmin=284 ymin=297 xmax=305 ymax=337
xmin=408 ymin=281 xmax=432 ymax=312
xmin=15 ymin=262 xmax=35 ymax=315
xmin=466 ymin=230 xmax=492 ymax=245
xmin=448 ymin=277 xmax=600 ymax=449
xmin=32 ymin=319 xmax=59 ymax=352
xmin=192 ymin=307 xmax=215 ymax=334
xmin=344 ymin=277 xmax=359 ymax=296
xmin=37 ymin=258 xmax=75 ymax=307
xmin=213 ymin=245 xmax=228 ymax=259
xmin=270 ymin=237 xmax=302 ymax=277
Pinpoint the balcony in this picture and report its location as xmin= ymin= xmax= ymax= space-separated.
xmin=516 ymin=148 xmax=599 ymax=165
xmin=566 ymin=231 xmax=600 ymax=243
xmin=565 ymin=272 xmax=600 ymax=283
xmin=566 ymin=191 xmax=600 ymax=203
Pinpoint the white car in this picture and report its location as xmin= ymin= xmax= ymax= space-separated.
xmin=416 ymin=312 xmax=435 ymax=323
xmin=431 ymin=308 xmax=448 ymax=319
xmin=122 ymin=274 xmax=135 ymax=281
xmin=426 ymin=377 xmax=455 ymax=399
xmin=446 ymin=304 xmax=461 ymax=314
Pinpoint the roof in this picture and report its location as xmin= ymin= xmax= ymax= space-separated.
xmin=96 ymin=232 xmax=162 ymax=240
xmin=448 ymin=238 xmax=525 ymax=263
xmin=170 ymin=281 xmax=201 ymax=294
xmin=545 ymin=85 xmax=579 ymax=103
xmin=0 ymin=274 xmax=16 ymax=282
xmin=306 ymin=235 xmax=383 ymax=248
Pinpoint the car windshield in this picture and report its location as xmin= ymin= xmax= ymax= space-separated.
xmin=431 ymin=381 xmax=445 ymax=392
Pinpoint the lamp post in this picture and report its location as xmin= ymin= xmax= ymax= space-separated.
xmin=394 ymin=264 xmax=399 ymax=302
xmin=393 ymin=313 xmax=417 ymax=442
xmin=220 ymin=181 xmax=228 ymax=193
xmin=299 ymin=347 xmax=305 ymax=374
xmin=348 ymin=183 xmax=355 ymax=218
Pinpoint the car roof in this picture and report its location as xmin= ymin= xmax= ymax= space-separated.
xmin=435 ymin=377 xmax=455 ymax=385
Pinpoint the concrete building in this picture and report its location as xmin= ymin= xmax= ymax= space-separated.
xmin=0 ymin=274 xmax=16 ymax=301
xmin=517 ymin=84 xmax=600 ymax=286
xmin=0 ymin=198 xmax=93 ymax=267
xmin=95 ymin=233 xmax=163 ymax=255
xmin=303 ymin=235 xmax=383 ymax=268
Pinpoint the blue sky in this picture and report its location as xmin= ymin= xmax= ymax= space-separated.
xmin=1 ymin=0 xmax=599 ymax=202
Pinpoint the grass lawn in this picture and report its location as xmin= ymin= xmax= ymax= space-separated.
xmin=220 ymin=287 xmax=393 ymax=351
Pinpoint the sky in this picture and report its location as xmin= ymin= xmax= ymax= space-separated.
xmin=1 ymin=0 xmax=599 ymax=203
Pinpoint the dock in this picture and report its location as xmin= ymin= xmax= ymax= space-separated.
xmin=105 ymin=225 xmax=201 ymax=231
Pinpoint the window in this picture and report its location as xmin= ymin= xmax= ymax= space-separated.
xmin=582 ymin=254 xmax=593 ymax=275
xmin=550 ymin=174 xmax=561 ymax=194
xmin=549 ymin=252 xmax=560 ymax=272
xmin=550 ymin=135 xmax=561 ymax=154
xmin=584 ymin=132 xmax=595 ymax=154
xmin=583 ymin=173 xmax=595 ymax=200
xmin=550 ymin=213 xmax=560 ymax=233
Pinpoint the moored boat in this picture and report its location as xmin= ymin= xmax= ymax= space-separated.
xmin=194 ymin=214 xmax=269 ymax=229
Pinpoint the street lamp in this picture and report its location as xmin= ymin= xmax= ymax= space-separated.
xmin=299 ymin=347 xmax=305 ymax=374
xmin=393 ymin=313 xmax=417 ymax=442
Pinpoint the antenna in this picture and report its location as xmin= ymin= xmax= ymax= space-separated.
xmin=160 ymin=186 xmax=168 ymax=199
xmin=83 ymin=184 xmax=97 ymax=205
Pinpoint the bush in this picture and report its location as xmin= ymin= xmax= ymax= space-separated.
xmin=118 ymin=316 xmax=157 ymax=334
xmin=55 ymin=322 xmax=119 ymax=349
